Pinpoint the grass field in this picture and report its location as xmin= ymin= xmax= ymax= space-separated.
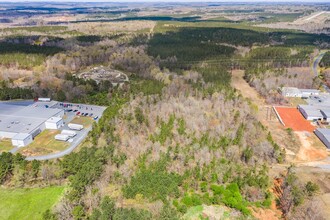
xmin=71 ymin=116 xmax=94 ymax=128
xmin=18 ymin=130 xmax=69 ymax=156
xmin=287 ymin=97 xmax=308 ymax=106
xmin=0 ymin=139 xmax=13 ymax=152
xmin=0 ymin=186 xmax=65 ymax=220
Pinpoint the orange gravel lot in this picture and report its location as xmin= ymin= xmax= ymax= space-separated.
xmin=274 ymin=107 xmax=315 ymax=132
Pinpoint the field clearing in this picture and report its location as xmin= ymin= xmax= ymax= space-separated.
xmin=286 ymin=97 xmax=307 ymax=106
xmin=274 ymin=107 xmax=315 ymax=132
xmin=71 ymin=116 xmax=94 ymax=128
xmin=18 ymin=130 xmax=69 ymax=156
xmin=0 ymin=139 xmax=13 ymax=152
xmin=0 ymin=186 xmax=65 ymax=220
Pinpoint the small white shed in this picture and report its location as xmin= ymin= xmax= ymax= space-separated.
xmin=45 ymin=117 xmax=63 ymax=129
xmin=11 ymin=133 xmax=32 ymax=147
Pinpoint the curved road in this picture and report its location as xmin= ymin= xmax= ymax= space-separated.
xmin=8 ymin=127 xmax=92 ymax=161
xmin=24 ymin=127 xmax=92 ymax=161
xmin=313 ymin=52 xmax=326 ymax=77
xmin=312 ymin=51 xmax=330 ymax=93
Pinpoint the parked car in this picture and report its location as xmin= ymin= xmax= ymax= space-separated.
xmin=89 ymin=113 xmax=93 ymax=117
xmin=84 ymin=113 xmax=89 ymax=116
xmin=93 ymin=116 xmax=99 ymax=120
xmin=76 ymin=112 xmax=80 ymax=115
xmin=73 ymin=110 xmax=78 ymax=112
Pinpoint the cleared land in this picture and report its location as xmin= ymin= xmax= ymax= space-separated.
xmin=18 ymin=130 xmax=69 ymax=156
xmin=0 ymin=186 xmax=65 ymax=220
xmin=274 ymin=107 xmax=315 ymax=132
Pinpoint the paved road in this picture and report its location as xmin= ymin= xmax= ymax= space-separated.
xmin=25 ymin=127 xmax=92 ymax=161
xmin=313 ymin=52 xmax=325 ymax=77
xmin=312 ymin=51 xmax=330 ymax=93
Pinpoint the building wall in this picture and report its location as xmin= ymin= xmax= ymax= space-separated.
xmin=11 ymin=135 xmax=33 ymax=147
xmin=283 ymin=92 xmax=302 ymax=97
xmin=315 ymin=130 xmax=330 ymax=149
xmin=0 ymin=131 xmax=18 ymax=139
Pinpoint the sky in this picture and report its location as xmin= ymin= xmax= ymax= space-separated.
xmin=0 ymin=0 xmax=329 ymax=2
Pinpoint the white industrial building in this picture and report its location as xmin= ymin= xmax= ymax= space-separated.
xmin=280 ymin=87 xmax=320 ymax=98
xmin=314 ymin=128 xmax=330 ymax=149
xmin=298 ymin=105 xmax=323 ymax=121
xmin=0 ymin=102 xmax=64 ymax=147
xmin=300 ymin=89 xmax=320 ymax=97
xmin=280 ymin=87 xmax=302 ymax=97
xmin=45 ymin=117 xmax=63 ymax=129
xmin=11 ymin=133 xmax=33 ymax=147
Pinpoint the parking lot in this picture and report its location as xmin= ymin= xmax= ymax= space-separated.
xmin=50 ymin=102 xmax=106 ymax=121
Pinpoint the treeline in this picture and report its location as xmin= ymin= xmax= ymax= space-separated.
xmin=244 ymin=46 xmax=313 ymax=80
xmin=0 ymin=42 xmax=63 ymax=55
xmin=0 ymin=42 xmax=63 ymax=69
xmin=320 ymin=51 xmax=330 ymax=68
xmin=0 ymin=152 xmax=41 ymax=186
xmin=2 ymin=26 xmax=68 ymax=33
xmin=148 ymin=27 xmax=269 ymax=64
xmin=0 ymin=81 xmax=34 ymax=100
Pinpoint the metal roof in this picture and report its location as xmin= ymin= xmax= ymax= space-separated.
xmin=46 ymin=117 xmax=62 ymax=123
xmin=298 ymin=105 xmax=323 ymax=117
xmin=316 ymin=128 xmax=330 ymax=136
xmin=0 ymin=103 xmax=63 ymax=134
xmin=12 ymin=133 xmax=31 ymax=141
xmin=300 ymin=89 xmax=320 ymax=93
xmin=281 ymin=87 xmax=301 ymax=94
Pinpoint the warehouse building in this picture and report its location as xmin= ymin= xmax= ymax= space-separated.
xmin=314 ymin=128 xmax=330 ymax=149
xmin=298 ymin=105 xmax=323 ymax=121
xmin=300 ymin=89 xmax=320 ymax=97
xmin=45 ymin=117 xmax=64 ymax=129
xmin=320 ymin=109 xmax=330 ymax=122
xmin=280 ymin=87 xmax=320 ymax=98
xmin=280 ymin=87 xmax=302 ymax=97
xmin=11 ymin=133 xmax=33 ymax=148
xmin=0 ymin=102 xmax=64 ymax=147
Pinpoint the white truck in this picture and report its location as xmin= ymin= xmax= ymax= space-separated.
xmin=55 ymin=134 xmax=70 ymax=142
xmin=61 ymin=129 xmax=77 ymax=137
xmin=68 ymin=123 xmax=83 ymax=131
xmin=38 ymin=97 xmax=51 ymax=102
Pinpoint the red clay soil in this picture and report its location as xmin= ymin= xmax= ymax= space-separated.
xmin=274 ymin=107 xmax=315 ymax=132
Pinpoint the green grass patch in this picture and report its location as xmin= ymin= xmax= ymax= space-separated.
xmin=0 ymin=139 xmax=14 ymax=152
xmin=0 ymin=186 xmax=65 ymax=220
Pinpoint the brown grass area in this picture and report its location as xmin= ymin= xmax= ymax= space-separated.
xmin=286 ymin=97 xmax=307 ymax=107
xmin=18 ymin=130 xmax=69 ymax=157
xmin=68 ymin=21 xmax=156 ymax=35
xmin=71 ymin=116 xmax=94 ymax=128
xmin=0 ymin=139 xmax=14 ymax=152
